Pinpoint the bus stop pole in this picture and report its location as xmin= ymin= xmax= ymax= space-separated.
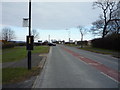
xmin=28 ymin=0 xmax=31 ymax=70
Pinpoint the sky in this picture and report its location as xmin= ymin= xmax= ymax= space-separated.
xmin=0 ymin=1 xmax=101 ymax=42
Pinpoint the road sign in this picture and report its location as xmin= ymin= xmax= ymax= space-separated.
xmin=26 ymin=36 xmax=34 ymax=50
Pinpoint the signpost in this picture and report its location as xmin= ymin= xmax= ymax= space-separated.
xmin=23 ymin=0 xmax=33 ymax=70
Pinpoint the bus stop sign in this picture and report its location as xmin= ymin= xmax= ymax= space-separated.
xmin=26 ymin=36 xmax=34 ymax=50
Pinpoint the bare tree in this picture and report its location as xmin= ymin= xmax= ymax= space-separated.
xmin=32 ymin=29 xmax=39 ymax=40
xmin=2 ymin=27 xmax=15 ymax=42
xmin=93 ymin=0 xmax=120 ymax=38
xmin=91 ymin=19 xmax=104 ymax=36
xmin=78 ymin=26 xmax=87 ymax=48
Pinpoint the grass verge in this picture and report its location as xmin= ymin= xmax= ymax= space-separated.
xmin=2 ymin=46 xmax=50 ymax=63
xmin=32 ymin=46 xmax=50 ymax=54
xmin=79 ymin=47 xmax=120 ymax=58
xmin=2 ymin=67 xmax=41 ymax=84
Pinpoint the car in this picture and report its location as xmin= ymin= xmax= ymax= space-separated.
xmin=48 ymin=43 xmax=56 ymax=46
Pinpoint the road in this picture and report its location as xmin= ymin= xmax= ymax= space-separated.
xmin=33 ymin=45 xmax=119 ymax=88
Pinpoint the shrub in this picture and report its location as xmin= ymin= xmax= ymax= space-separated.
xmin=2 ymin=42 xmax=15 ymax=49
xmin=91 ymin=33 xmax=120 ymax=50
xmin=16 ymin=43 xmax=26 ymax=46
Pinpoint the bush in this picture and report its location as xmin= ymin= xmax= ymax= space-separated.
xmin=77 ymin=41 xmax=88 ymax=46
xmin=16 ymin=43 xmax=26 ymax=46
xmin=2 ymin=42 xmax=15 ymax=49
xmin=91 ymin=33 xmax=120 ymax=50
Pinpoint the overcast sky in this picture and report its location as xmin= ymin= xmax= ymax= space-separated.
xmin=1 ymin=2 xmax=101 ymax=41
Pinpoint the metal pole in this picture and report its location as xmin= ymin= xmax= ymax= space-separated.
xmin=28 ymin=0 xmax=31 ymax=70
xmin=29 ymin=0 xmax=31 ymax=36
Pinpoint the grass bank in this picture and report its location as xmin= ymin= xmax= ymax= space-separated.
xmin=2 ymin=67 xmax=41 ymax=84
xmin=2 ymin=46 xmax=50 ymax=63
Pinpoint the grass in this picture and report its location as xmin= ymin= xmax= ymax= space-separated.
xmin=32 ymin=46 xmax=50 ymax=54
xmin=2 ymin=46 xmax=50 ymax=84
xmin=3 ymin=47 xmax=27 ymax=63
xmin=0 ymin=52 xmax=1 ymax=63
xmin=79 ymin=46 xmax=120 ymax=58
xmin=2 ymin=67 xmax=41 ymax=84
xmin=66 ymin=44 xmax=119 ymax=58
xmin=2 ymin=46 xmax=50 ymax=63
xmin=80 ymin=47 xmax=118 ymax=53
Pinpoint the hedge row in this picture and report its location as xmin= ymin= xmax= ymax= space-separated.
xmin=2 ymin=42 xmax=15 ymax=49
xmin=91 ymin=34 xmax=120 ymax=50
xmin=15 ymin=43 xmax=26 ymax=46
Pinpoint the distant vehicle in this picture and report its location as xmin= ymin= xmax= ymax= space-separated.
xmin=48 ymin=43 xmax=56 ymax=46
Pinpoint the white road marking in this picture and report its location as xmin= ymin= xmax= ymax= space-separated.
xmin=81 ymin=57 xmax=84 ymax=58
xmin=88 ymin=63 xmax=99 ymax=65
xmin=79 ymin=59 xmax=88 ymax=65
xmin=100 ymin=72 xmax=119 ymax=83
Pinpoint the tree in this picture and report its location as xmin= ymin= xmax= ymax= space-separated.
xmin=92 ymin=0 xmax=120 ymax=38
xmin=78 ymin=26 xmax=87 ymax=48
xmin=108 ymin=1 xmax=120 ymax=34
xmin=32 ymin=29 xmax=39 ymax=40
xmin=2 ymin=27 xmax=15 ymax=42
xmin=91 ymin=19 xmax=104 ymax=36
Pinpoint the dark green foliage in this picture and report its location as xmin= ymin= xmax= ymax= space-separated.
xmin=2 ymin=42 xmax=15 ymax=49
xmin=16 ymin=42 xmax=26 ymax=46
xmin=91 ymin=33 xmax=120 ymax=50
xmin=77 ymin=41 xmax=88 ymax=46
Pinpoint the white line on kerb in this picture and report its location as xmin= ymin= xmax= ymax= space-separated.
xmin=100 ymin=72 xmax=119 ymax=83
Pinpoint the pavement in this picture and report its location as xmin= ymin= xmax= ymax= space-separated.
xmin=33 ymin=45 xmax=119 ymax=88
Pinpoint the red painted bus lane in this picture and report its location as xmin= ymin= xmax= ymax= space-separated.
xmin=62 ymin=47 xmax=120 ymax=82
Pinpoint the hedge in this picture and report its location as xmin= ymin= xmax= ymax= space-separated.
xmin=2 ymin=42 xmax=15 ymax=49
xmin=91 ymin=34 xmax=120 ymax=50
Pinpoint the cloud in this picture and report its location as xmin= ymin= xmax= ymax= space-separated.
xmin=2 ymin=2 xmax=101 ymax=30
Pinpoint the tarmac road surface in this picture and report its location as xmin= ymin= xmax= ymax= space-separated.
xmin=33 ymin=45 xmax=119 ymax=88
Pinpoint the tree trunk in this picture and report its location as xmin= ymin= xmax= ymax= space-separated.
xmin=102 ymin=24 xmax=107 ymax=38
